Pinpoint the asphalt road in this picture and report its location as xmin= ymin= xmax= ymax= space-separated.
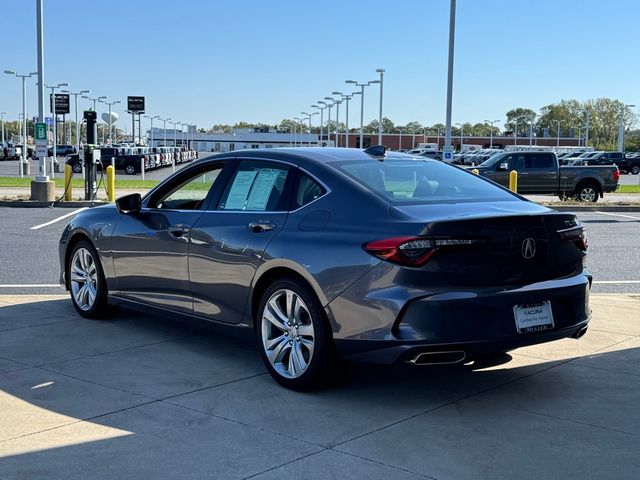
xmin=0 ymin=207 xmax=638 ymax=296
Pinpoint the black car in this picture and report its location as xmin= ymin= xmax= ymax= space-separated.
xmin=49 ymin=145 xmax=76 ymax=157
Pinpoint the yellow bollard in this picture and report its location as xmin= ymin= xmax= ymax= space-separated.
xmin=509 ymin=170 xmax=518 ymax=193
xmin=64 ymin=164 xmax=73 ymax=201
xmin=106 ymin=165 xmax=115 ymax=202
xmin=471 ymin=168 xmax=479 ymax=175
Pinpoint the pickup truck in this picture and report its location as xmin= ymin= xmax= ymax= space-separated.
xmin=472 ymin=151 xmax=619 ymax=202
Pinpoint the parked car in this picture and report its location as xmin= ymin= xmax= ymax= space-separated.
xmin=48 ymin=145 xmax=76 ymax=157
xmin=1 ymin=143 xmax=22 ymax=160
xmin=59 ymin=147 xmax=591 ymax=390
xmin=474 ymin=150 xmax=619 ymax=202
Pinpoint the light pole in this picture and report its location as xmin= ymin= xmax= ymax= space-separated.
xmin=345 ymin=79 xmax=378 ymax=148
xmin=169 ymin=120 xmax=179 ymax=147
xmin=144 ymin=115 xmax=160 ymax=147
xmin=46 ymin=82 xmax=70 ymax=175
xmin=5 ymin=70 xmax=37 ymax=176
xmin=0 ymin=112 xmax=6 ymax=144
xmin=35 ymin=0 xmax=47 ymax=180
xmin=529 ymin=119 xmax=534 ymax=146
xmin=398 ymin=128 xmax=403 ymax=150
xmin=618 ymin=104 xmax=635 ymax=152
xmin=585 ymin=111 xmax=590 ymax=147
xmin=432 ymin=126 xmax=443 ymax=148
xmin=61 ymin=89 xmax=89 ymax=152
xmin=293 ymin=117 xmax=302 ymax=147
xmin=376 ymin=68 xmax=385 ymax=145
xmin=514 ymin=119 xmax=518 ymax=145
xmin=158 ymin=117 xmax=170 ymax=146
xmin=331 ymin=92 xmax=344 ymax=147
xmin=99 ymin=98 xmax=121 ymax=145
xmin=555 ymin=120 xmax=562 ymax=148
xmin=317 ymin=101 xmax=328 ymax=146
xmin=340 ymin=93 xmax=358 ymax=148
xmin=311 ymin=104 xmax=324 ymax=146
xmin=573 ymin=126 xmax=584 ymax=147
xmin=301 ymin=112 xmax=310 ymax=146
xmin=322 ymin=99 xmax=334 ymax=146
xmin=82 ymin=95 xmax=106 ymax=112
xmin=484 ymin=119 xmax=499 ymax=148
xmin=444 ymin=0 xmax=457 ymax=153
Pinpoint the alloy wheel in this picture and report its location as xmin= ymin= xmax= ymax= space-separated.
xmin=70 ymin=247 xmax=98 ymax=311
xmin=261 ymin=289 xmax=315 ymax=379
xmin=578 ymin=187 xmax=597 ymax=202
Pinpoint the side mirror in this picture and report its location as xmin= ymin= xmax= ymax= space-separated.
xmin=498 ymin=163 xmax=508 ymax=171
xmin=116 ymin=193 xmax=141 ymax=215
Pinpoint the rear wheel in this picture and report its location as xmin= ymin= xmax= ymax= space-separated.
xmin=632 ymin=165 xmax=640 ymax=175
xmin=67 ymin=241 xmax=109 ymax=318
xmin=575 ymin=182 xmax=599 ymax=203
xmin=257 ymin=278 xmax=338 ymax=390
xmin=124 ymin=164 xmax=136 ymax=175
xmin=72 ymin=163 xmax=82 ymax=173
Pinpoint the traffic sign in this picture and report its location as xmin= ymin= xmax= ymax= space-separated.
xmin=35 ymin=123 xmax=47 ymax=141
xmin=443 ymin=146 xmax=454 ymax=162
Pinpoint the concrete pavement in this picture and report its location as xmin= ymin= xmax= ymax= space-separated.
xmin=0 ymin=294 xmax=638 ymax=479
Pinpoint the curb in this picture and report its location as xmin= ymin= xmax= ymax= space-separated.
xmin=542 ymin=205 xmax=640 ymax=212
xmin=0 ymin=200 xmax=110 ymax=208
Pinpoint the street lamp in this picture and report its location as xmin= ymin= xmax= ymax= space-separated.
xmin=345 ymin=79 xmax=378 ymax=148
xmin=375 ymin=68 xmax=385 ymax=145
xmin=572 ymin=126 xmax=584 ymax=147
xmin=555 ymin=120 xmax=562 ymax=148
xmin=398 ymin=128 xmax=403 ymax=150
xmin=432 ymin=126 xmax=443 ymax=149
xmin=311 ymin=104 xmax=324 ymax=146
xmin=484 ymin=119 xmax=499 ymax=148
xmin=444 ymin=0 xmax=457 ymax=153
xmin=5 ymin=70 xmax=37 ymax=177
xmin=158 ymin=117 xmax=170 ymax=146
xmin=323 ymin=98 xmax=335 ymax=146
xmin=0 ymin=111 xmax=6 ymax=145
xmin=45 ymin=82 xmax=70 ymax=177
xmin=144 ymin=115 xmax=160 ymax=147
xmin=82 ymin=95 xmax=106 ymax=112
xmin=529 ymin=118 xmax=535 ymax=146
xmin=62 ymin=89 xmax=89 ymax=152
xmin=99 ymin=98 xmax=121 ymax=145
xmin=338 ymin=92 xmax=358 ymax=148
xmin=618 ymin=104 xmax=635 ymax=152
xmin=317 ymin=101 xmax=329 ymax=146
xmin=293 ymin=117 xmax=302 ymax=147
xmin=169 ymin=120 xmax=179 ymax=147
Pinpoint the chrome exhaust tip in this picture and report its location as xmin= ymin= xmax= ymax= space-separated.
xmin=574 ymin=325 xmax=588 ymax=339
xmin=408 ymin=350 xmax=467 ymax=365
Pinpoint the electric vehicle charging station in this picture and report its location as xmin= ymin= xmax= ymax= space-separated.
xmin=80 ymin=145 xmax=101 ymax=200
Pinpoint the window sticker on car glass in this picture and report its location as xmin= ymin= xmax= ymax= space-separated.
xmin=246 ymin=170 xmax=280 ymax=210
xmin=225 ymin=170 xmax=258 ymax=210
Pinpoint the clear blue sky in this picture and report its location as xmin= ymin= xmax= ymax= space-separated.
xmin=1 ymin=0 xmax=638 ymax=131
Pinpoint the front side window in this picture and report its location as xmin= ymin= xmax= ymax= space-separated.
xmin=336 ymin=159 xmax=515 ymax=204
xmin=154 ymin=166 xmax=223 ymax=210
xmin=218 ymin=161 xmax=290 ymax=211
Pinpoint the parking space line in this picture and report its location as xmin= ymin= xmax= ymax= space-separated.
xmin=594 ymin=211 xmax=640 ymax=221
xmin=30 ymin=207 xmax=89 ymax=230
xmin=592 ymin=280 xmax=640 ymax=284
xmin=0 ymin=284 xmax=62 ymax=288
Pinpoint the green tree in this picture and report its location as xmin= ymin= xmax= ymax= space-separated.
xmin=505 ymin=108 xmax=537 ymax=135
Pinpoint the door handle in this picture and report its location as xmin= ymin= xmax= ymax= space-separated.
xmin=248 ymin=222 xmax=276 ymax=233
xmin=519 ymin=172 xmax=529 ymax=175
xmin=168 ymin=224 xmax=191 ymax=237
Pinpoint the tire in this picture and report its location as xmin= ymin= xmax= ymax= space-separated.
xmin=575 ymin=182 xmax=599 ymax=203
xmin=125 ymin=164 xmax=136 ymax=175
xmin=257 ymin=278 xmax=338 ymax=391
xmin=67 ymin=241 xmax=110 ymax=318
xmin=632 ymin=165 xmax=640 ymax=175
xmin=72 ymin=163 xmax=82 ymax=174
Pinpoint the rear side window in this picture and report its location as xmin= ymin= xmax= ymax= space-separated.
xmin=526 ymin=154 xmax=553 ymax=169
xmin=218 ymin=161 xmax=290 ymax=211
xmin=294 ymin=173 xmax=326 ymax=209
xmin=336 ymin=159 xmax=515 ymax=204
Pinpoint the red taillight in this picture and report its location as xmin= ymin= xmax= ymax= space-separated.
xmin=363 ymin=237 xmax=483 ymax=267
xmin=557 ymin=225 xmax=588 ymax=251
xmin=613 ymin=167 xmax=620 ymax=182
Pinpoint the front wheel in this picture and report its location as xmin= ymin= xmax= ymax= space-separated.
xmin=67 ymin=241 xmax=110 ymax=318
xmin=632 ymin=165 xmax=640 ymax=175
xmin=257 ymin=279 xmax=338 ymax=390
xmin=124 ymin=164 xmax=136 ymax=175
xmin=575 ymin=183 xmax=599 ymax=203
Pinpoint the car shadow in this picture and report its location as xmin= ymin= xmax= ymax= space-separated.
xmin=0 ymin=297 xmax=637 ymax=478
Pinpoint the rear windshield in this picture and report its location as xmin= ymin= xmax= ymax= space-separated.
xmin=335 ymin=159 xmax=516 ymax=204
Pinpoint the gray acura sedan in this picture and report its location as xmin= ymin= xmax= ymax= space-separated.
xmin=59 ymin=147 xmax=591 ymax=390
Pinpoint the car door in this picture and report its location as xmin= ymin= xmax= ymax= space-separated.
xmin=490 ymin=153 xmax=524 ymax=188
xmin=110 ymin=160 xmax=229 ymax=313
xmin=520 ymin=153 xmax=556 ymax=193
xmin=188 ymin=159 xmax=295 ymax=324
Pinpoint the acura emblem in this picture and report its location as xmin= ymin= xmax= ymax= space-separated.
xmin=522 ymin=238 xmax=536 ymax=259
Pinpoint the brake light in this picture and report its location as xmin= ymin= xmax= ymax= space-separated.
xmin=557 ymin=225 xmax=588 ymax=251
xmin=363 ymin=237 xmax=483 ymax=267
xmin=613 ymin=167 xmax=620 ymax=182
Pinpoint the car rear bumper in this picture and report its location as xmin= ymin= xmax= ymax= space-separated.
xmin=329 ymin=269 xmax=591 ymax=364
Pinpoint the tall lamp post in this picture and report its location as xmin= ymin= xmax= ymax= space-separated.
xmin=375 ymin=68 xmax=385 ymax=145
xmin=555 ymin=120 xmax=562 ymax=148
xmin=398 ymin=128 xmax=403 ymax=150
xmin=62 ymin=88 xmax=89 ymax=152
xmin=618 ymin=104 xmax=635 ymax=153
xmin=169 ymin=120 xmax=179 ymax=147
xmin=144 ymin=115 xmax=160 ymax=147
xmin=317 ymin=101 xmax=328 ymax=146
xmin=455 ymin=123 xmax=463 ymax=151
xmin=46 ymin=82 xmax=70 ymax=176
xmin=82 ymin=95 xmax=106 ymax=112
xmin=4 ymin=70 xmax=37 ymax=177
xmin=311 ymin=104 xmax=324 ymax=146
xmin=0 ymin=112 xmax=6 ymax=145
xmin=158 ymin=117 xmax=170 ymax=146
xmin=339 ymin=93 xmax=358 ymax=148
xmin=99 ymin=98 xmax=121 ymax=145
xmin=444 ymin=0 xmax=457 ymax=154
xmin=322 ymin=99 xmax=334 ymax=146
xmin=293 ymin=117 xmax=302 ymax=147
xmin=484 ymin=119 xmax=499 ymax=148
xmin=345 ymin=79 xmax=378 ymax=148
